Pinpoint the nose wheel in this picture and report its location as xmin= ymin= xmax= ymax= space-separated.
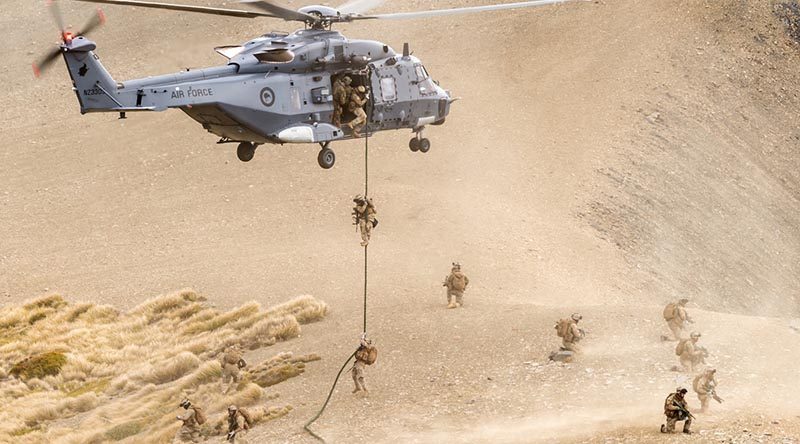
xmin=317 ymin=142 xmax=336 ymax=169
xmin=237 ymin=142 xmax=256 ymax=162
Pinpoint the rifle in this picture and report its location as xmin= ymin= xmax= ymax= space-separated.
xmin=226 ymin=431 xmax=236 ymax=442
xmin=710 ymin=388 xmax=724 ymax=403
xmin=673 ymin=402 xmax=695 ymax=420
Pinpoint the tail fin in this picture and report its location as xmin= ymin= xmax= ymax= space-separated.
xmin=62 ymin=36 xmax=120 ymax=113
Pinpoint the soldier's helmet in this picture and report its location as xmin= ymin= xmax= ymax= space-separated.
xmin=357 ymin=85 xmax=366 ymax=93
xmin=679 ymin=298 xmax=689 ymax=305
xmin=690 ymin=331 xmax=701 ymax=339
xmin=353 ymin=194 xmax=365 ymax=203
xmin=676 ymin=387 xmax=688 ymax=395
xmin=228 ymin=405 xmax=238 ymax=412
xmin=452 ymin=262 xmax=461 ymax=270
xmin=343 ymin=76 xmax=352 ymax=85
xmin=571 ymin=313 xmax=583 ymax=321
xmin=179 ymin=398 xmax=191 ymax=409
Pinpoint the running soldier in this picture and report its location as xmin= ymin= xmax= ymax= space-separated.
xmin=676 ymin=331 xmax=706 ymax=373
xmin=555 ymin=313 xmax=585 ymax=353
xmin=693 ymin=368 xmax=723 ymax=412
xmin=443 ymin=262 xmax=469 ymax=309
xmin=663 ymin=298 xmax=693 ymax=341
xmin=661 ymin=387 xmax=693 ymax=434
xmin=173 ymin=398 xmax=205 ymax=443
xmin=226 ymin=405 xmax=251 ymax=443
xmin=352 ymin=195 xmax=377 ymax=247
xmin=220 ymin=345 xmax=247 ymax=394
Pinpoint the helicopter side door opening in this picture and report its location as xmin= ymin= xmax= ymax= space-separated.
xmin=330 ymin=71 xmax=372 ymax=135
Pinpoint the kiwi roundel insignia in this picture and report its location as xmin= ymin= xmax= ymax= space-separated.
xmin=260 ymin=87 xmax=275 ymax=107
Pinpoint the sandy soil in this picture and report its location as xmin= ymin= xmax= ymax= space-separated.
xmin=1 ymin=0 xmax=799 ymax=442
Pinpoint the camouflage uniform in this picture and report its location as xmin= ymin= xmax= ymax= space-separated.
xmin=666 ymin=299 xmax=691 ymax=340
xmin=226 ymin=406 xmax=249 ymax=443
xmin=443 ymin=263 xmax=469 ymax=308
xmin=694 ymin=368 xmax=720 ymax=412
xmin=352 ymin=336 xmax=371 ymax=393
xmin=353 ymin=196 xmax=376 ymax=247
xmin=678 ymin=332 xmax=705 ymax=373
xmin=561 ymin=313 xmax=584 ymax=352
xmin=173 ymin=399 xmax=202 ymax=443
xmin=661 ymin=388 xmax=692 ymax=434
xmin=347 ymin=86 xmax=368 ymax=137
xmin=220 ymin=346 xmax=244 ymax=394
xmin=332 ymin=76 xmax=351 ymax=127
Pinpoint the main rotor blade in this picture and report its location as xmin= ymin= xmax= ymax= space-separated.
xmin=337 ymin=0 xmax=385 ymax=15
xmin=73 ymin=0 xmax=275 ymax=19
xmin=355 ymin=0 xmax=585 ymax=21
xmin=239 ymin=0 xmax=315 ymax=22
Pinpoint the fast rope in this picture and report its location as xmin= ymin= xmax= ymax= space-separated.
xmin=304 ymin=117 xmax=371 ymax=442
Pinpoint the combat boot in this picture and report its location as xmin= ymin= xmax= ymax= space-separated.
xmin=447 ymin=302 xmax=457 ymax=309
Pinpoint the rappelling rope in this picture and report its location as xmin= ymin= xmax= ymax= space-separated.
xmin=304 ymin=106 xmax=371 ymax=442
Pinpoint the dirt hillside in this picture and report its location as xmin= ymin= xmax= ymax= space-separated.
xmin=1 ymin=0 xmax=799 ymax=442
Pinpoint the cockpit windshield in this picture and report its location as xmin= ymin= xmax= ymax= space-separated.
xmin=415 ymin=65 xmax=435 ymax=95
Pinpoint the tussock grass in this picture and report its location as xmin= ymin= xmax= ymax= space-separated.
xmin=0 ymin=290 xmax=327 ymax=443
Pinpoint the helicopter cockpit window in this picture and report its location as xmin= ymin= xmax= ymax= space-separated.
xmin=380 ymin=77 xmax=397 ymax=102
xmin=415 ymin=65 xmax=435 ymax=95
xmin=254 ymin=49 xmax=295 ymax=63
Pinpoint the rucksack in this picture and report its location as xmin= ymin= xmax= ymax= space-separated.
xmin=675 ymin=339 xmax=688 ymax=356
xmin=355 ymin=344 xmax=378 ymax=365
xmin=237 ymin=409 xmax=252 ymax=429
xmin=692 ymin=374 xmax=702 ymax=393
xmin=192 ymin=407 xmax=207 ymax=425
xmin=451 ymin=273 xmax=467 ymax=291
xmin=555 ymin=319 xmax=572 ymax=339
xmin=663 ymin=303 xmax=677 ymax=321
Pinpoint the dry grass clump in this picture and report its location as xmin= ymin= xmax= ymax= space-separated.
xmin=10 ymin=352 xmax=67 ymax=380
xmin=0 ymin=290 xmax=327 ymax=443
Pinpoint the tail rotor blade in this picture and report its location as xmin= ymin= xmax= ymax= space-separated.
xmin=32 ymin=47 xmax=63 ymax=78
xmin=47 ymin=0 xmax=67 ymax=33
xmin=77 ymin=8 xmax=106 ymax=37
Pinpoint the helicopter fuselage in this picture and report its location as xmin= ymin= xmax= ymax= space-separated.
xmin=63 ymin=28 xmax=452 ymax=147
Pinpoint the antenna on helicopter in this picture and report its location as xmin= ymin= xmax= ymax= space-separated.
xmin=402 ymin=43 xmax=410 ymax=58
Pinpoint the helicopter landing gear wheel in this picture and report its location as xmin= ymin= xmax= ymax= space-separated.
xmin=418 ymin=138 xmax=431 ymax=153
xmin=237 ymin=142 xmax=256 ymax=162
xmin=317 ymin=147 xmax=336 ymax=169
xmin=409 ymin=137 xmax=420 ymax=152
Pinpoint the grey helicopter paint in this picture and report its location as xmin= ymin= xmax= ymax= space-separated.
xmin=37 ymin=0 xmax=583 ymax=168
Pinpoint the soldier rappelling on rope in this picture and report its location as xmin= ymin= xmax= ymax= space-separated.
xmin=352 ymin=195 xmax=377 ymax=247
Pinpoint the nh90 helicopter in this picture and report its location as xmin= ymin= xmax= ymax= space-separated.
xmin=35 ymin=0 xmax=580 ymax=168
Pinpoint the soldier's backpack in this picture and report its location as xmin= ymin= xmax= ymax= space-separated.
xmin=692 ymin=374 xmax=703 ymax=393
xmin=237 ymin=408 xmax=252 ymax=429
xmin=451 ymin=273 xmax=467 ymax=291
xmin=663 ymin=303 xmax=678 ymax=321
xmin=675 ymin=339 xmax=688 ymax=356
xmin=355 ymin=344 xmax=378 ymax=365
xmin=192 ymin=407 xmax=207 ymax=425
xmin=555 ymin=318 xmax=573 ymax=339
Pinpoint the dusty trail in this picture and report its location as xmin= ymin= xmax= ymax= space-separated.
xmin=1 ymin=0 xmax=800 ymax=442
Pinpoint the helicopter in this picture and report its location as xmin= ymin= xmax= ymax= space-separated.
xmin=34 ymin=0 xmax=580 ymax=168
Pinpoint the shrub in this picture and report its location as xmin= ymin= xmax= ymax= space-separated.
xmin=10 ymin=352 xmax=67 ymax=380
